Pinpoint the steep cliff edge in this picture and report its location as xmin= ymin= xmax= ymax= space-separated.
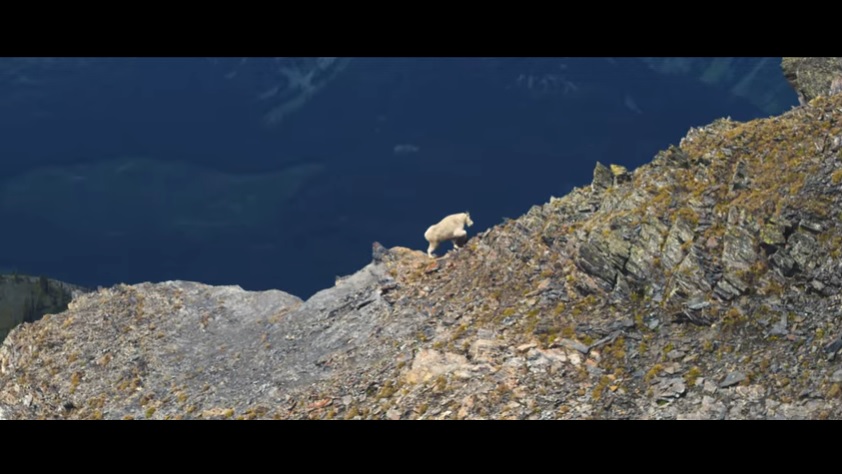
xmin=782 ymin=57 xmax=842 ymax=104
xmin=0 ymin=275 xmax=86 ymax=343
xmin=2 ymin=60 xmax=842 ymax=419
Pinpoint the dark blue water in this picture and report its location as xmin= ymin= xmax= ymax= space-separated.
xmin=0 ymin=58 xmax=798 ymax=297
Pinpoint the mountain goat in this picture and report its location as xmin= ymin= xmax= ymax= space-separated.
xmin=424 ymin=212 xmax=473 ymax=258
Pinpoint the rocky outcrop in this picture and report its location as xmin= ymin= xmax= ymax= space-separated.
xmin=2 ymin=59 xmax=842 ymax=419
xmin=0 ymin=251 xmax=433 ymax=419
xmin=782 ymin=57 xmax=842 ymax=104
xmin=0 ymin=274 xmax=87 ymax=343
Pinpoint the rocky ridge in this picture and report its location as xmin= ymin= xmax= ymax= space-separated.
xmin=2 ymin=58 xmax=842 ymax=419
xmin=782 ymin=57 xmax=842 ymax=105
xmin=0 ymin=274 xmax=86 ymax=343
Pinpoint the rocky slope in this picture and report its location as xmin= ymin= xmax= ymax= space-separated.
xmin=0 ymin=274 xmax=86 ymax=343
xmin=782 ymin=57 xmax=842 ymax=104
xmin=1 ymin=58 xmax=841 ymax=419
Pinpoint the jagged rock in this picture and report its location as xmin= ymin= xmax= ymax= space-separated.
xmin=591 ymin=162 xmax=614 ymax=192
xmin=787 ymin=231 xmax=817 ymax=272
xmin=760 ymin=223 xmax=786 ymax=248
xmin=730 ymin=160 xmax=750 ymax=191
xmin=371 ymin=242 xmax=389 ymax=263
xmin=824 ymin=338 xmax=842 ymax=358
xmin=662 ymin=218 xmax=696 ymax=270
xmin=686 ymin=299 xmax=710 ymax=311
xmin=831 ymin=77 xmax=842 ymax=96
xmin=799 ymin=220 xmax=823 ymax=233
xmin=722 ymin=225 xmax=758 ymax=270
xmin=526 ymin=347 xmax=568 ymax=371
xmin=677 ymin=395 xmax=726 ymax=420
xmin=719 ymin=372 xmax=746 ymax=388
xmin=611 ymin=273 xmax=632 ymax=301
xmin=658 ymin=145 xmax=691 ymax=168
xmin=625 ymin=219 xmax=668 ymax=281
xmin=576 ymin=234 xmax=631 ymax=288
xmin=668 ymin=249 xmax=712 ymax=302
xmin=653 ymin=377 xmax=686 ymax=400
xmin=553 ymin=339 xmax=590 ymax=354
xmin=769 ymin=313 xmax=788 ymax=336
xmin=610 ymin=164 xmax=630 ymax=185
xmin=470 ymin=338 xmax=504 ymax=362
xmin=713 ymin=279 xmax=742 ymax=301
xmin=809 ymin=280 xmax=827 ymax=294
xmin=782 ymin=57 xmax=842 ymax=104
xmin=770 ymin=250 xmax=797 ymax=277
xmin=610 ymin=164 xmax=628 ymax=178
xmin=0 ymin=274 xmax=89 ymax=343
xmin=405 ymin=349 xmax=471 ymax=384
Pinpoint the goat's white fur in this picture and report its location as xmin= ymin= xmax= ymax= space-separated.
xmin=424 ymin=212 xmax=474 ymax=258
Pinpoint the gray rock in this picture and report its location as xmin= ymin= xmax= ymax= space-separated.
xmin=654 ymin=377 xmax=687 ymax=400
xmin=625 ymin=220 xmax=668 ymax=281
xmin=576 ymin=235 xmax=630 ymax=288
xmin=686 ymin=299 xmax=710 ymax=311
xmin=782 ymin=57 xmax=842 ymax=104
xmin=824 ymin=338 xmax=842 ymax=357
xmin=0 ymin=274 xmax=89 ymax=343
xmin=611 ymin=273 xmax=632 ymax=301
xmin=662 ymin=219 xmax=696 ymax=270
xmin=714 ymin=278 xmax=743 ymax=301
xmin=721 ymin=225 xmax=758 ymax=274
xmin=832 ymin=136 xmax=842 ymax=153
xmin=591 ymin=162 xmax=614 ymax=192
xmin=668 ymin=251 xmax=713 ymax=301
xmin=730 ymin=160 xmax=750 ymax=190
xmin=719 ymin=372 xmax=746 ymax=388
xmin=832 ymin=77 xmax=842 ymax=96
xmin=610 ymin=318 xmax=636 ymax=331
xmin=769 ymin=313 xmax=788 ymax=336
xmin=554 ymin=339 xmax=590 ymax=354
xmin=677 ymin=395 xmax=726 ymax=420
xmin=760 ymin=223 xmax=786 ymax=247
xmin=788 ymin=231 xmax=818 ymax=272
xmin=771 ymin=250 xmax=797 ymax=277
xmin=371 ymin=242 xmax=389 ymax=263
xmin=799 ymin=220 xmax=823 ymax=233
